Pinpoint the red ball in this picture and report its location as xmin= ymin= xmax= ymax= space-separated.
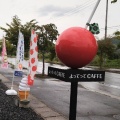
xmin=55 ymin=27 xmax=98 ymax=68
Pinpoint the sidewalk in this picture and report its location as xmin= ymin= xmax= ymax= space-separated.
xmin=0 ymin=73 xmax=67 ymax=120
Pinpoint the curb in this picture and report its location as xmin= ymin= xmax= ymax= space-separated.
xmin=0 ymin=74 xmax=67 ymax=120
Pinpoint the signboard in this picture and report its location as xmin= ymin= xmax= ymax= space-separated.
xmin=48 ymin=67 xmax=105 ymax=82
xmin=14 ymin=70 xmax=23 ymax=77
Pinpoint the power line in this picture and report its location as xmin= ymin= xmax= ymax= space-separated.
xmin=100 ymin=25 xmax=120 ymax=31
xmin=64 ymin=1 xmax=95 ymax=16
xmin=47 ymin=0 xmax=96 ymax=22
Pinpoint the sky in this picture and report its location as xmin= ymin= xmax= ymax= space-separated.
xmin=0 ymin=0 xmax=120 ymax=39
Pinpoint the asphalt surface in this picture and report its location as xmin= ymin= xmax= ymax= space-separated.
xmin=0 ymin=81 xmax=43 ymax=120
xmin=0 ymin=66 xmax=67 ymax=120
xmin=1 ymin=65 xmax=120 ymax=120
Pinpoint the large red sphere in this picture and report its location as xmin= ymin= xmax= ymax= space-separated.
xmin=55 ymin=27 xmax=98 ymax=68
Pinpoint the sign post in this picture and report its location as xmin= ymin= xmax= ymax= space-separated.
xmin=69 ymin=81 xmax=78 ymax=120
xmin=48 ymin=67 xmax=105 ymax=120
xmin=48 ymin=25 xmax=105 ymax=120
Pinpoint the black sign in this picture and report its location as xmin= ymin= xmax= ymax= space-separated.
xmin=48 ymin=67 xmax=105 ymax=82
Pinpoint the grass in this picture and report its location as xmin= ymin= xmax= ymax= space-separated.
xmin=90 ymin=58 xmax=120 ymax=69
xmin=104 ymin=59 xmax=120 ymax=68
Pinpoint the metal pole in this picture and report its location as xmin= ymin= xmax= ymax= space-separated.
xmin=42 ymin=36 xmax=45 ymax=76
xmin=42 ymin=52 xmax=45 ymax=76
xmin=69 ymin=82 xmax=78 ymax=120
xmin=85 ymin=0 xmax=101 ymax=29
xmin=105 ymin=0 xmax=108 ymax=40
xmin=11 ymin=70 xmax=15 ymax=89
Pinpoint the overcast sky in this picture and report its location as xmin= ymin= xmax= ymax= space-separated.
xmin=0 ymin=0 xmax=119 ymax=39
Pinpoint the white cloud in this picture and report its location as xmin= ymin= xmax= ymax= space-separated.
xmin=38 ymin=5 xmax=72 ymax=17
xmin=0 ymin=0 xmax=120 ymax=39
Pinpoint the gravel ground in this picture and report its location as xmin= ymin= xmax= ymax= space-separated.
xmin=0 ymin=81 xmax=44 ymax=120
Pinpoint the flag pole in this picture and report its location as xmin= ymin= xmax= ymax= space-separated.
xmin=11 ymin=43 xmax=17 ymax=90
xmin=11 ymin=30 xmax=19 ymax=89
xmin=6 ymin=30 xmax=24 ymax=95
xmin=11 ymin=69 xmax=15 ymax=89
xmin=5 ymin=38 xmax=17 ymax=95
xmin=11 ymin=38 xmax=17 ymax=90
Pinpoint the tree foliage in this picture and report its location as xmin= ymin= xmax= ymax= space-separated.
xmin=97 ymin=38 xmax=115 ymax=68
xmin=113 ymin=30 xmax=120 ymax=40
xmin=36 ymin=23 xmax=59 ymax=75
xmin=0 ymin=15 xmax=39 ymax=57
xmin=36 ymin=23 xmax=59 ymax=60
xmin=0 ymin=15 xmax=21 ymax=46
xmin=0 ymin=15 xmax=59 ymax=59
xmin=111 ymin=0 xmax=117 ymax=3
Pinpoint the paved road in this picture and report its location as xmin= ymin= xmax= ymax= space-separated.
xmin=1 ymin=65 xmax=120 ymax=120
xmin=8 ymin=58 xmax=120 ymax=97
xmin=80 ymin=72 xmax=120 ymax=98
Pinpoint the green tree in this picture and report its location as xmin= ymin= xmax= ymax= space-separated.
xmin=21 ymin=19 xmax=39 ymax=57
xmin=113 ymin=31 xmax=120 ymax=40
xmin=0 ymin=15 xmax=21 ymax=47
xmin=97 ymin=38 xmax=115 ymax=68
xmin=0 ymin=15 xmax=39 ymax=57
xmin=111 ymin=0 xmax=117 ymax=3
xmin=6 ymin=40 xmax=16 ymax=56
xmin=37 ymin=23 xmax=59 ymax=52
xmin=112 ymin=30 xmax=120 ymax=59
xmin=0 ymin=39 xmax=2 ymax=53
xmin=37 ymin=23 xmax=59 ymax=75
xmin=0 ymin=15 xmax=59 ymax=76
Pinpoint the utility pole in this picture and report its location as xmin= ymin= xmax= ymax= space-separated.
xmin=105 ymin=0 xmax=109 ymax=40
xmin=105 ymin=0 xmax=117 ymax=39
xmin=85 ymin=0 xmax=101 ymax=29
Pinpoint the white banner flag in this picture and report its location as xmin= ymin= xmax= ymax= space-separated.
xmin=27 ymin=29 xmax=38 ymax=85
xmin=16 ymin=30 xmax=24 ymax=71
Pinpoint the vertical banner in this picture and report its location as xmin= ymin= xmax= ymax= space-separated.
xmin=16 ymin=30 xmax=24 ymax=71
xmin=1 ymin=38 xmax=8 ymax=69
xmin=28 ymin=29 xmax=38 ymax=85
